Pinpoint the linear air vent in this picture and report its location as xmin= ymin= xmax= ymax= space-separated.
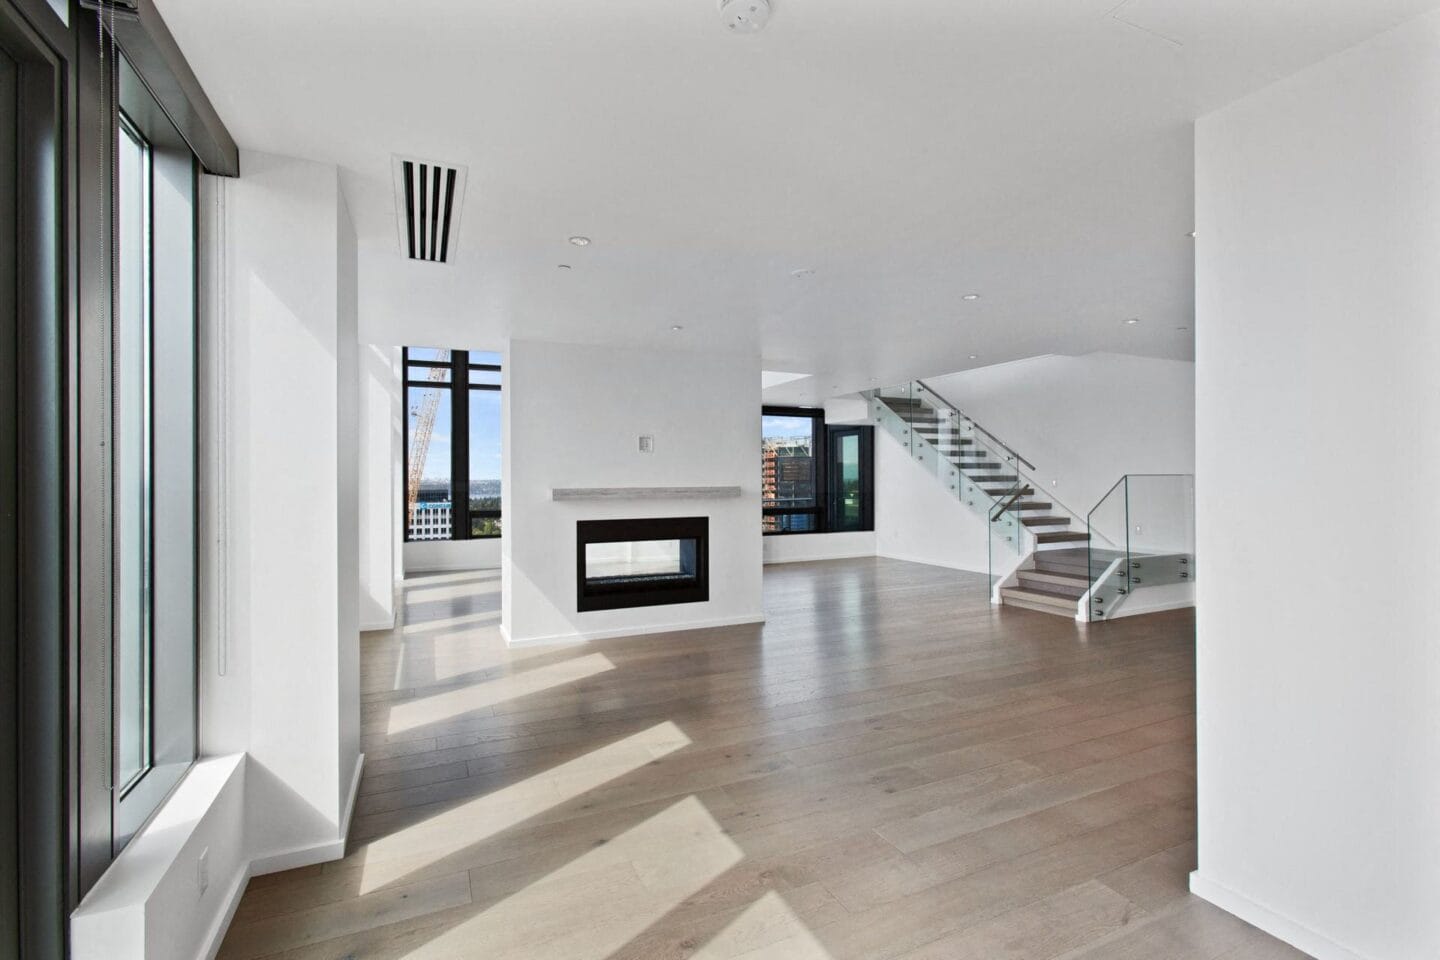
xmin=391 ymin=156 xmax=468 ymax=263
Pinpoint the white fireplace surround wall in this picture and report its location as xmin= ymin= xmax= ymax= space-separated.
xmin=503 ymin=340 xmax=764 ymax=646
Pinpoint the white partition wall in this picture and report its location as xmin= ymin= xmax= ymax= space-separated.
xmin=1193 ymin=12 xmax=1440 ymax=959
xmin=503 ymin=340 xmax=764 ymax=645
xmin=201 ymin=149 xmax=362 ymax=877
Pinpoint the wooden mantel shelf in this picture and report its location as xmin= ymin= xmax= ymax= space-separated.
xmin=551 ymin=485 xmax=743 ymax=501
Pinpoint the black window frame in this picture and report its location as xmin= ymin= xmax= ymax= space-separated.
xmin=761 ymin=405 xmax=874 ymax=536
xmin=403 ymin=347 xmax=502 ymax=542
xmin=827 ymin=424 xmax=875 ymax=533
xmin=762 ymin=405 xmax=825 ymax=534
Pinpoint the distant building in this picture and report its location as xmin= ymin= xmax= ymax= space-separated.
xmin=409 ymin=501 xmax=452 ymax=540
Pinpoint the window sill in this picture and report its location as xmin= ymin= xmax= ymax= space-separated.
xmin=71 ymin=754 xmax=247 ymax=960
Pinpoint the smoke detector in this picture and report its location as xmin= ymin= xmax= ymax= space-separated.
xmin=721 ymin=0 xmax=772 ymax=33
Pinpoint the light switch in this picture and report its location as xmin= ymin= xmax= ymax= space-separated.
xmin=638 ymin=435 xmax=654 ymax=454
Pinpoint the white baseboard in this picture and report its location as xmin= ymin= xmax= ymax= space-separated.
xmin=360 ymin=611 xmax=395 ymax=632
xmin=203 ymin=753 xmax=365 ymax=954
xmin=339 ymin=752 xmax=364 ymax=848
xmin=763 ymin=550 xmax=875 ymax=565
xmin=249 ymin=835 xmax=348 ymax=878
xmin=875 ymin=550 xmax=986 ymax=575
xmin=1105 ymin=597 xmax=1196 ymax=619
xmin=506 ymin=613 xmax=767 ymax=648
xmin=200 ymin=859 xmax=252 ymax=960
xmin=1189 ymin=871 xmax=1369 ymax=960
xmin=249 ymin=752 xmax=361 ymax=876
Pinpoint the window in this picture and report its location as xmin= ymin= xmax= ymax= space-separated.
xmin=762 ymin=406 xmax=874 ymax=534
xmin=404 ymin=347 xmax=502 ymax=540
xmin=762 ymin=407 xmax=822 ymax=533
xmin=115 ymin=115 xmax=153 ymax=792
xmin=77 ymin=54 xmax=202 ymax=886
xmin=827 ymin=426 xmax=874 ymax=532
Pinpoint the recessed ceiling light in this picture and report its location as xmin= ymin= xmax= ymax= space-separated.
xmin=969 ymin=354 xmax=978 ymax=360
xmin=670 ymin=324 xmax=684 ymax=332
xmin=557 ymin=264 xmax=572 ymax=270
xmin=962 ymin=294 xmax=981 ymax=301
xmin=1177 ymin=326 xmax=1190 ymax=331
xmin=791 ymin=268 xmax=815 ymax=279
xmin=1124 ymin=318 xmax=1141 ymax=325
xmin=568 ymin=236 xmax=591 ymax=246
xmin=1187 ymin=231 xmax=1198 ymax=238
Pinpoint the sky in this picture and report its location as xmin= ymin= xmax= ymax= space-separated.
xmin=408 ymin=349 xmax=504 ymax=483
xmin=762 ymin=414 xmax=814 ymax=443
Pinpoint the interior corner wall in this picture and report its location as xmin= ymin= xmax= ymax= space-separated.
xmin=503 ymin=340 xmax=763 ymax=644
xmin=335 ymin=188 xmax=361 ymax=815
xmin=875 ymin=430 xmax=991 ymax=573
xmin=200 ymin=150 xmax=360 ymax=879
xmin=359 ymin=344 xmax=398 ymax=629
xmin=1192 ymin=12 xmax=1440 ymax=960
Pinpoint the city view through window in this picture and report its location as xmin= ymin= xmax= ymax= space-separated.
xmin=406 ymin=348 xmax=502 ymax=540
xmin=762 ymin=412 xmax=818 ymax=532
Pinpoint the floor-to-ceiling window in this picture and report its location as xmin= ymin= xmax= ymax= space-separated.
xmin=77 ymin=50 xmax=200 ymax=884
xmin=404 ymin=347 xmax=502 ymax=541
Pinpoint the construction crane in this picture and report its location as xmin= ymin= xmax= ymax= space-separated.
xmin=406 ymin=350 xmax=452 ymax=530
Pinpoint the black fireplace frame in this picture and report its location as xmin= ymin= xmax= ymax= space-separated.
xmin=576 ymin=516 xmax=710 ymax=612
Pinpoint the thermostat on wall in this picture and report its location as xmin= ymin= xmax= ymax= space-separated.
xmin=639 ymin=435 xmax=654 ymax=454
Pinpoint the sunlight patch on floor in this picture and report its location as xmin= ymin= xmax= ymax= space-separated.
xmin=400 ymin=610 xmax=502 ymax=635
xmin=401 ymin=570 xmax=501 ymax=587
xmin=403 ymin=579 xmax=502 ymax=604
xmin=394 ymin=795 xmax=741 ymax=959
xmin=385 ymin=653 xmax=616 ymax=734
xmin=356 ymin=721 xmax=691 ymax=893
xmin=691 ymin=891 xmax=835 ymax=960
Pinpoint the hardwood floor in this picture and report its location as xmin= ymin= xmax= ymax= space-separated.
xmin=218 ymin=557 xmax=1303 ymax=960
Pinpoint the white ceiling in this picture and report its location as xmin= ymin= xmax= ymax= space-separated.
xmin=157 ymin=0 xmax=1437 ymax=404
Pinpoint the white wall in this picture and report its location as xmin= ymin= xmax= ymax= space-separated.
xmin=358 ymin=345 xmax=398 ymax=629
xmin=404 ymin=537 xmax=501 ymax=573
xmin=335 ymin=190 xmax=361 ymax=817
xmin=205 ymin=149 xmax=360 ymax=863
xmin=1192 ymin=13 xmax=1440 ymax=960
xmin=875 ymin=352 xmax=1195 ymax=574
xmin=504 ymin=340 xmax=764 ymax=644
xmin=763 ymin=531 xmax=875 ymax=564
xmin=875 ymin=431 xmax=993 ymax=573
xmin=924 ymin=352 xmax=1195 ymax=519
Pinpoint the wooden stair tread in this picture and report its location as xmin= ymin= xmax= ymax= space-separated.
xmin=1020 ymin=516 xmax=1071 ymax=527
xmin=1036 ymin=531 xmax=1091 ymax=544
xmin=1000 ymin=587 xmax=1078 ymax=616
xmin=1014 ymin=573 xmax=1088 ymax=599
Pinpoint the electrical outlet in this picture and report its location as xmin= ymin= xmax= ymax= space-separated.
xmin=638 ymin=435 xmax=654 ymax=454
xmin=197 ymin=847 xmax=209 ymax=896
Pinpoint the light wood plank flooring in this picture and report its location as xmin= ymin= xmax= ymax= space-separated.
xmin=219 ymin=557 xmax=1304 ymax=960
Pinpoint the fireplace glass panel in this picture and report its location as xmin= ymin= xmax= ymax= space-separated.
xmin=576 ymin=517 xmax=709 ymax=611
xmin=584 ymin=539 xmax=698 ymax=586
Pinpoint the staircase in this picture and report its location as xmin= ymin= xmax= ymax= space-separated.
xmin=866 ymin=381 xmax=1194 ymax=621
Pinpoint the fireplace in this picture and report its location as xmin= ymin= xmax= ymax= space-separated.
xmin=576 ymin=517 xmax=709 ymax=612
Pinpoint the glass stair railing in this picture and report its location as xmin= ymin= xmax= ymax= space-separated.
xmin=864 ymin=380 xmax=1100 ymax=599
xmin=1084 ymin=474 xmax=1195 ymax=622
